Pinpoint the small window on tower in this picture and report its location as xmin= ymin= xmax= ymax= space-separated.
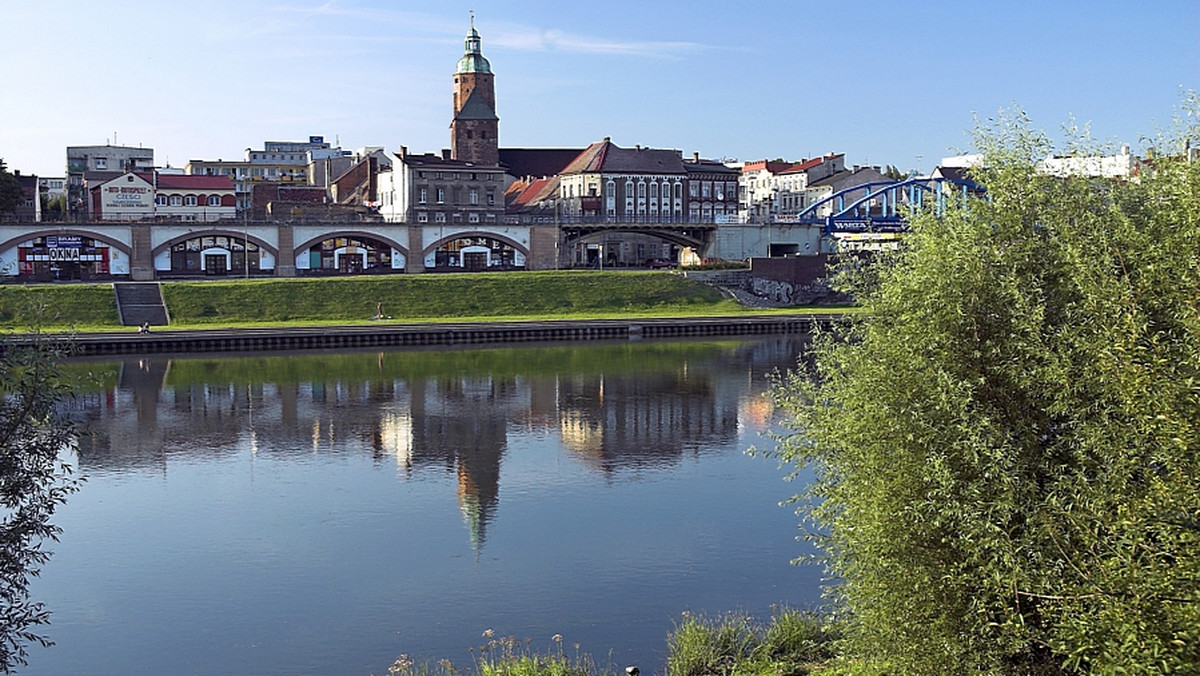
xmin=467 ymin=131 xmax=473 ymax=139
xmin=481 ymin=131 xmax=487 ymax=139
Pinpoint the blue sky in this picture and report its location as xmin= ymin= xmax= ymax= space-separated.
xmin=1 ymin=0 xmax=1196 ymax=178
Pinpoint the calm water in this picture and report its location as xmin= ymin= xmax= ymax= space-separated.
xmin=28 ymin=337 xmax=819 ymax=676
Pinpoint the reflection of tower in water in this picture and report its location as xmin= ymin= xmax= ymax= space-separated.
xmin=410 ymin=375 xmax=510 ymax=554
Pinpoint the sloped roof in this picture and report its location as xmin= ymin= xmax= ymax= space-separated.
xmin=454 ymin=89 xmax=498 ymax=122
xmin=560 ymin=139 xmax=686 ymax=175
xmin=808 ymin=167 xmax=892 ymax=191
xmin=156 ymin=174 xmax=235 ymax=190
xmin=499 ymin=148 xmax=583 ymax=179
xmin=505 ymin=176 xmax=559 ymax=213
xmin=683 ymin=159 xmax=739 ymax=177
xmin=933 ymin=165 xmax=973 ymax=182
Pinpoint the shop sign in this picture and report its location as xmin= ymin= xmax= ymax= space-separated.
xmin=46 ymin=235 xmax=83 ymax=248
xmin=49 ymin=247 xmax=81 ymax=261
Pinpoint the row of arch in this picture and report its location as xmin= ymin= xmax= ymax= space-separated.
xmin=0 ymin=229 xmax=532 ymax=279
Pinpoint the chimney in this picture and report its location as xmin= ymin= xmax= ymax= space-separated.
xmin=693 ymin=151 xmax=700 ymax=163
xmin=442 ymin=149 xmax=451 ymax=160
xmin=399 ymin=146 xmax=407 ymax=157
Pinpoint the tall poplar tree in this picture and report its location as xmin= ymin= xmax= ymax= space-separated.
xmin=772 ymin=110 xmax=1200 ymax=674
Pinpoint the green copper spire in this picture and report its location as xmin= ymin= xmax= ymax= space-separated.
xmin=456 ymin=13 xmax=492 ymax=74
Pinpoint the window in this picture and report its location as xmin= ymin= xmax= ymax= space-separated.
xmin=417 ymin=213 xmax=428 ymax=223
xmin=169 ymin=195 xmax=182 ymax=206
xmin=419 ymin=187 xmax=427 ymax=204
xmin=155 ymin=195 xmax=167 ymax=206
xmin=435 ymin=212 xmax=446 ymax=223
xmin=468 ymin=212 xmax=480 ymax=223
xmin=208 ymin=195 xmax=220 ymax=206
xmin=689 ymin=182 xmax=699 ymax=198
xmin=469 ymin=189 xmax=478 ymax=205
xmin=185 ymin=195 xmax=197 ymax=207
xmin=702 ymin=182 xmax=711 ymax=199
xmin=95 ymin=157 xmax=107 ymax=169
xmin=436 ymin=188 xmax=445 ymax=204
xmin=486 ymin=191 xmax=494 ymax=206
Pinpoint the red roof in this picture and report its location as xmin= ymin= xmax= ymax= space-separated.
xmin=155 ymin=174 xmax=235 ymax=190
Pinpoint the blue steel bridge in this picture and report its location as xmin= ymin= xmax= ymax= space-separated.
xmin=794 ymin=176 xmax=987 ymax=235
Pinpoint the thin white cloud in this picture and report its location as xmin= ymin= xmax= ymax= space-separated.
xmin=491 ymin=28 xmax=704 ymax=59
xmin=263 ymin=4 xmax=708 ymax=60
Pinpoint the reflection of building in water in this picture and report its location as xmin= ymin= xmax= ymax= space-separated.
xmin=557 ymin=369 xmax=740 ymax=474
xmin=408 ymin=375 xmax=525 ymax=554
xmin=66 ymin=340 xmax=807 ymax=549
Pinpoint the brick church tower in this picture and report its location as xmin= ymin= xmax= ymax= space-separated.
xmin=451 ymin=16 xmax=499 ymax=165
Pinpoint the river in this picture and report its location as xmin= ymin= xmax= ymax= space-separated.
xmin=26 ymin=336 xmax=820 ymax=676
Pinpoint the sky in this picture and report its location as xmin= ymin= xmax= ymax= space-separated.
xmin=1 ymin=0 xmax=1196 ymax=178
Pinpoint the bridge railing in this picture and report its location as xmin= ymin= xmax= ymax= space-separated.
xmin=502 ymin=214 xmax=726 ymax=226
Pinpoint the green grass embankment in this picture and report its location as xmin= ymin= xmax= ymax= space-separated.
xmin=0 ymin=284 xmax=120 ymax=330
xmin=162 ymin=270 xmax=737 ymax=327
xmin=1 ymin=270 xmax=783 ymax=332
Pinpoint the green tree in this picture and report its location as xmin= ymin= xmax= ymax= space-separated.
xmin=0 ymin=160 xmax=21 ymax=215
xmin=0 ymin=313 xmax=81 ymax=672
xmin=771 ymin=109 xmax=1200 ymax=674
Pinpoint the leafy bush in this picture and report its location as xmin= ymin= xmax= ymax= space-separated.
xmin=771 ymin=108 xmax=1200 ymax=673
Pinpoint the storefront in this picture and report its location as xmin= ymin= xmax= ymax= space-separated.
xmin=428 ymin=236 xmax=523 ymax=271
xmin=298 ymin=236 xmax=404 ymax=274
xmin=10 ymin=235 xmax=126 ymax=280
xmin=160 ymin=235 xmax=270 ymax=276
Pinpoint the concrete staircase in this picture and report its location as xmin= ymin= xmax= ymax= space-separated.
xmin=114 ymin=282 xmax=170 ymax=327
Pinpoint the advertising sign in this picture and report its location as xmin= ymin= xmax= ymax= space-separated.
xmin=46 ymin=235 xmax=83 ymax=248
xmin=101 ymin=174 xmax=155 ymax=217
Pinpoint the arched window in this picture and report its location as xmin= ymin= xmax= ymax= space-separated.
xmin=169 ymin=195 xmax=182 ymax=207
xmin=207 ymin=195 xmax=221 ymax=207
xmin=184 ymin=195 xmax=197 ymax=207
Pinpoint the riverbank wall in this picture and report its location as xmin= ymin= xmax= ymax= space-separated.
xmin=51 ymin=314 xmax=836 ymax=356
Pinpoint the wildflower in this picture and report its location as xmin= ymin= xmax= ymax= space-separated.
xmin=390 ymin=654 xmax=414 ymax=674
xmin=483 ymin=628 xmax=494 ymax=639
xmin=552 ymin=633 xmax=563 ymax=643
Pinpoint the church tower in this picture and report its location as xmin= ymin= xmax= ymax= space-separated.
xmin=451 ymin=15 xmax=499 ymax=165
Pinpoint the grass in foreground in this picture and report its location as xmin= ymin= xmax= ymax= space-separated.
xmin=381 ymin=608 xmax=838 ymax=676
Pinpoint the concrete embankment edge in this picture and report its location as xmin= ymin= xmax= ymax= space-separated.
xmin=52 ymin=314 xmax=838 ymax=356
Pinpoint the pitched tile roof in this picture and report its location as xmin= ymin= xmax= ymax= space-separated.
xmin=505 ymin=176 xmax=559 ymax=213
xmin=499 ymin=148 xmax=584 ymax=179
xmin=155 ymin=174 xmax=235 ymax=190
xmin=559 ymin=139 xmax=686 ymax=175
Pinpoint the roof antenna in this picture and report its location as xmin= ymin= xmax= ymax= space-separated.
xmin=470 ymin=9 xmax=474 ymax=28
